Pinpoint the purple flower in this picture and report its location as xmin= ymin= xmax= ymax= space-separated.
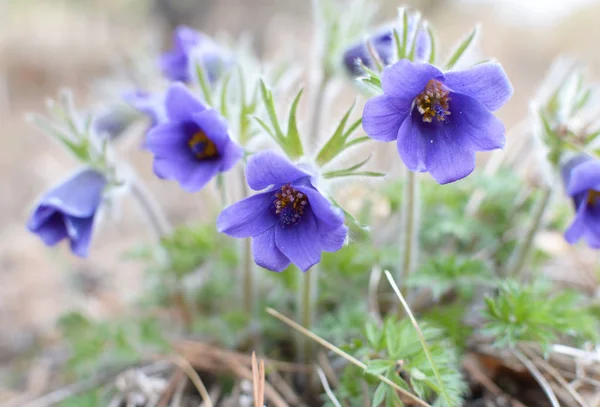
xmin=27 ymin=168 xmax=106 ymax=257
xmin=343 ymin=22 xmax=431 ymax=76
xmin=93 ymin=105 xmax=137 ymax=139
xmin=144 ymin=83 xmax=243 ymax=192
xmin=562 ymin=156 xmax=600 ymax=248
xmin=362 ymin=60 xmax=513 ymax=184
xmin=160 ymin=25 xmax=230 ymax=83
xmin=217 ymin=151 xmax=348 ymax=272
xmin=124 ymin=90 xmax=167 ymax=128
xmin=343 ymin=29 xmax=395 ymax=76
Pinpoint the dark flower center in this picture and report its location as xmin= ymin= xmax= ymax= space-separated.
xmin=415 ymin=79 xmax=451 ymax=123
xmin=587 ymin=190 xmax=600 ymax=206
xmin=273 ymin=184 xmax=309 ymax=227
xmin=188 ymin=130 xmax=218 ymax=160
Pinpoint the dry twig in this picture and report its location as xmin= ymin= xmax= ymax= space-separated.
xmin=512 ymin=349 xmax=560 ymax=407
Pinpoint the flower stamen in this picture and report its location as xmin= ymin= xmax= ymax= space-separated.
xmin=415 ymin=79 xmax=451 ymax=123
xmin=188 ymin=130 xmax=218 ymax=160
xmin=274 ymin=184 xmax=309 ymax=227
xmin=587 ymin=190 xmax=600 ymax=206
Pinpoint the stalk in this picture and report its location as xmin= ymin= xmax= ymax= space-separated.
xmin=297 ymin=267 xmax=318 ymax=365
xmin=129 ymin=178 xmax=172 ymax=238
xmin=398 ymin=170 xmax=420 ymax=290
xmin=503 ymin=185 xmax=552 ymax=278
xmin=238 ymin=167 xmax=256 ymax=317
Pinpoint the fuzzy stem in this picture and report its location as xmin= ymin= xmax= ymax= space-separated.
xmin=238 ymin=167 xmax=256 ymax=317
xmin=129 ymin=178 xmax=172 ymax=238
xmin=297 ymin=267 xmax=318 ymax=366
xmin=503 ymin=185 xmax=552 ymax=278
xmin=398 ymin=170 xmax=420 ymax=288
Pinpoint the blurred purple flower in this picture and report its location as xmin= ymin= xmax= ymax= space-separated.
xmin=362 ymin=60 xmax=513 ymax=184
xmin=93 ymin=105 xmax=137 ymax=140
xmin=343 ymin=29 xmax=395 ymax=76
xmin=343 ymin=22 xmax=431 ymax=76
xmin=145 ymin=83 xmax=243 ymax=192
xmin=160 ymin=25 xmax=230 ymax=83
xmin=562 ymin=156 xmax=600 ymax=248
xmin=27 ymin=168 xmax=106 ymax=257
xmin=124 ymin=90 xmax=167 ymax=128
xmin=217 ymin=151 xmax=348 ymax=272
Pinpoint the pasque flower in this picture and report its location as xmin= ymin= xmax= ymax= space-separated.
xmin=362 ymin=59 xmax=513 ymax=184
xmin=562 ymin=156 xmax=600 ymax=248
xmin=144 ymin=83 xmax=243 ymax=192
xmin=343 ymin=20 xmax=431 ymax=76
xmin=27 ymin=168 xmax=106 ymax=257
xmin=217 ymin=151 xmax=348 ymax=272
xmin=160 ymin=25 xmax=230 ymax=83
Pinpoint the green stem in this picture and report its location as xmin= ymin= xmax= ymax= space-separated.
xmin=129 ymin=178 xmax=172 ymax=238
xmin=398 ymin=170 xmax=419 ymax=288
xmin=237 ymin=167 xmax=255 ymax=317
xmin=503 ymin=186 xmax=552 ymax=278
xmin=297 ymin=267 xmax=318 ymax=365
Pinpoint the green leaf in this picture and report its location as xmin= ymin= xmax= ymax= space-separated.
xmin=427 ymin=25 xmax=436 ymax=65
xmin=393 ymin=28 xmax=403 ymax=62
xmin=259 ymin=80 xmax=285 ymax=141
xmin=316 ymin=101 xmax=357 ymax=167
xmin=445 ymin=26 xmax=479 ymax=70
xmin=194 ymin=61 xmax=215 ymax=107
xmin=365 ymin=321 xmax=383 ymax=349
xmin=364 ymin=359 xmax=393 ymax=376
xmin=372 ymin=382 xmax=387 ymax=407
xmin=285 ymin=88 xmax=305 ymax=159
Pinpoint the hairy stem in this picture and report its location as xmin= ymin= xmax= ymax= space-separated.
xmin=238 ymin=167 xmax=255 ymax=317
xmin=297 ymin=267 xmax=318 ymax=366
xmin=129 ymin=178 xmax=172 ymax=238
xmin=398 ymin=170 xmax=420 ymax=289
xmin=503 ymin=185 xmax=552 ymax=278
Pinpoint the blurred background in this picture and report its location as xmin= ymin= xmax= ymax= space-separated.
xmin=1 ymin=0 xmax=600 ymax=398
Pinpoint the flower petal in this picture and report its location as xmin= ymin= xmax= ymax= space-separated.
xmin=565 ymin=201 xmax=588 ymax=244
xmin=567 ymin=160 xmax=600 ymax=196
xmin=219 ymin=139 xmax=244 ymax=172
xmin=381 ymin=60 xmax=443 ymax=100
xmin=275 ymin=210 xmax=321 ymax=272
xmin=29 ymin=212 xmax=67 ymax=246
xmin=246 ymin=151 xmax=310 ymax=191
xmin=153 ymin=157 xmax=177 ymax=179
xmin=144 ymin=122 xmax=190 ymax=158
xmin=65 ymin=215 xmax=95 ymax=258
xmin=396 ymin=114 xmax=428 ymax=172
xmin=36 ymin=169 xmax=106 ymax=218
xmin=414 ymin=28 xmax=431 ymax=62
xmin=123 ymin=91 xmax=167 ymax=125
xmin=362 ymin=95 xmax=410 ymax=142
xmin=445 ymin=92 xmax=506 ymax=152
xmin=217 ymin=191 xmax=277 ymax=238
xmin=294 ymin=182 xmax=345 ymax=233
xmin=177 ymin=160 xmax=221 ymax=192
xmin=164 ymin=83 xmax=207 ymax=121
xmin=320 ymin=224 xmax=348 ymax=252
xmin=192 ymin=109 xmax=230 ymax=149
xmin=444 ymin=63 xmax=513 ymax=112
xmin=412 ymin=113 xmax=475 ymax=184
xmin=252 ymin=228 xmax=290 ymax=272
